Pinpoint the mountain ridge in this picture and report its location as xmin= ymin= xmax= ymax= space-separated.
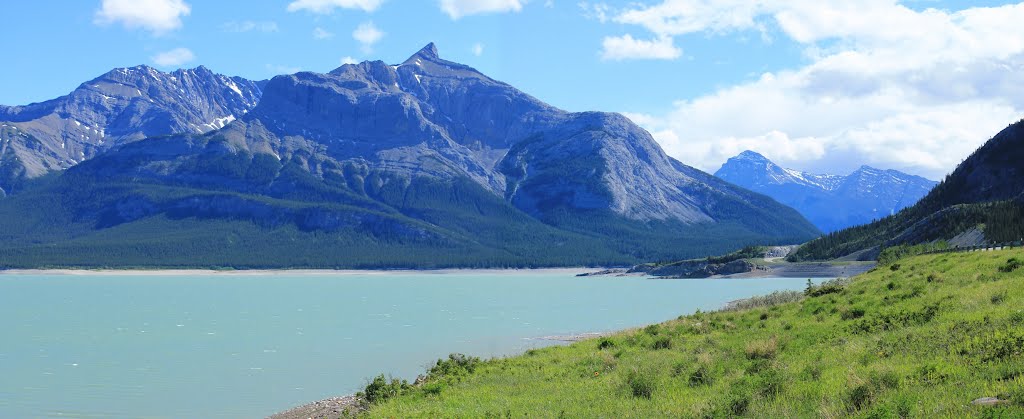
xmin=0 ymin=65 xmax=263 ymax=195
xmin=715 ymin=150 xmax=936 ymax=232
xmin=0 ymin=44 xmax=821 ymax=268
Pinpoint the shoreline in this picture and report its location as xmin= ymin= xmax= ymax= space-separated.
xmin=0 ymin=267 xmax=599 ymax=276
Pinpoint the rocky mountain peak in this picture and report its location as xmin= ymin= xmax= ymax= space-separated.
xmin=412 ymin=42 xmax=439 ymax=60
xmin=736 ymin=150 xmax=772 ymax=163
xmin=715 ymin=151 xmax=937 ymax=232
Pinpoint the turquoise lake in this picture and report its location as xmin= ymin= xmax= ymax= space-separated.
xmin=0 ymin=271 xmax=821 ymax=418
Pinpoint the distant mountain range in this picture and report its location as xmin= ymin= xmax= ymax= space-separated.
xmin=790 ymin=120 xmax=1024 ymax=261
xmin=0 ymin=44 xmax=819 ymax=269
xmin=0 ymin=65 xmax=263 ymax=196
xmin=715 ymin=151 xmax=936 ymax=232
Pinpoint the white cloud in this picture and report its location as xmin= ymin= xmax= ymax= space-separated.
xmin=313 ymin=27 xmax=334 ymax=40
xmin=579 ymin=2 xmax=610 ymax=23
xmin=601 ymin=34 xmax=681 ymax=61
xmin=151 ymin=47 xmax=195 ymax=67
xmin=440 ymin=0 xmax=525 ymax=19
xmin=352 ymin=21 xmax=384 ymax=53
xmin=605 ymin=1 xmax=1024 ymax=179
xmin=222 ymin=20 xmax=278 ymax=33
xmin=286 ymin=0 xmax=384 ymax=13
xmin=471 ymin=42 xmax=485 ymax=56
xmin=340 ymin=56 xmax=359 ymax=65
xmin=94 ymin=0 xmax=191 ymax=34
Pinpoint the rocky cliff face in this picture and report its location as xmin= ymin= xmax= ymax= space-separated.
xmin=102 ymin=44 xmax=815 ymax=233
xmin=0 ymin=65 xmax=262 ymax=193
xmin=715 ymin=151 xmax=936 ymax=232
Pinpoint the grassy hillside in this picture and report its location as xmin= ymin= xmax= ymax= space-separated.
xmin=360 ymin=249 xmax=1024 ymax=417
xmin=790 ymin=120 xmax=1024 ymax=262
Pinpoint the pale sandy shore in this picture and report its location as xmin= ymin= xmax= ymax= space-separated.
xmin=0 ymin=267 xmax=595 ymax=276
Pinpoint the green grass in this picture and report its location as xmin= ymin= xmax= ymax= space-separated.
xmin=362 ymin=249 xmax=1024 ymax=417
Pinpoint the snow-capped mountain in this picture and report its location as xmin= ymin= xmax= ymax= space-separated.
xmin=0 ymin=65 xmax=262 ymax=195
xmin=0 ymin=44 xmax=821 ymax=267
xmin=715 ymin=150 xmax=937 ymax=232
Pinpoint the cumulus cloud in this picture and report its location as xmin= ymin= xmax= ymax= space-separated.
xmin=606 ymin=1 xmax=1024 ymax=179
xmin=352 ymin=21 xmax=384 ymax=53
xmin=601 ymin=34 xmax=681 ymax=61
xmin=286 ymin=0 xmax=384 ymax=13
xmin=94 ymin=0 xmax=191 ymax=34
xmin=222 ymin=20 xmax=278 ymax=33
xmin=440 ymin=0 xmax=525 ymax=19
xmin=471 ymin=42 xmax=485 ymax=56
xmin=340 ymin=56 xmax=359 ymax=65
xmin=151 ymin=47 xmax=195 ymax=67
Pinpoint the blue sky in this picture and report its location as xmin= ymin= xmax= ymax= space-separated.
xmin=2 ymin=0 xmax=1023 ymax=179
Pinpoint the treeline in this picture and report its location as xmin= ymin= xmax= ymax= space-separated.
xmin=790 ymin=200 xmax=1024 ymax=262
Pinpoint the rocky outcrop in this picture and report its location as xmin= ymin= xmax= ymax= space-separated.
xmin=649 ymin=259 xmax=760 ymax=278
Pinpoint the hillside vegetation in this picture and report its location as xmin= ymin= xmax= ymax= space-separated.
xmin=790 ymin=120 xmax=1024 ymax=262
xmin=359 ymin=249 xmax=1024 ymax=417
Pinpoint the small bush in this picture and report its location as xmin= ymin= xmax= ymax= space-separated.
xmin=688 ymin=365 xmax=713 ymax=387
xmin=428 ymin=353 xmax=481 ymax=380
xmin=597 ymin=337 xmax=616 ymax=350
xmin=727 ymin=389 xmax=751 ymax=415
xmin=872 ymin=370 xmax=901 ymax=390
xmin=999 ymin=258 xmax=1023 ymax=273
xmin=625 ymin=368 xmax=656 ymax=399
xmin=842 ymin=307 xmax=867 ymax=320
xmin=991 ymin=291 xmax=1008 ymax=305
xmin=848 ymin=383 xmax=874 ymax=411
xmin=890 ymin=264 xmax=901 ymax=272
xmin=643 ymin=324 xmax=661 ymax=336
xmin=744 ymin=338 xmax=778 ymax=360
xmin=651 ymin=335 xmax=672 ymax=350
xmin=359 ymin=375 xmax=410 ymax=405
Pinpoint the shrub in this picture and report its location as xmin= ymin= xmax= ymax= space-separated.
xmin=688 ymin=365 xmax=713 ymax=387
xmin=625 ymin=368 xmax=656 ymax=399
xmin=643 ymin=324 xmax=661 ymax=336
xmin=428 ymin=353 xmax=481 ymax=380
xmin=841 ymin=307 xmax=867 ymax=320
xmin=999 ymin=258 xmax=1022 ymax=273
xmin=848 ymin=383 xmax=874 ymax=411
xmin=651 ymin=335 xmax=672 ymax=350
xmin=597 ymin=337 xmax=616 ymax=350
xmin=727 ymin=388 xmax=751 ymax=415
xmin=992 ymin=291 xmax=1008 ymax=305
xmin=890 ymin=264 xmax=901 ymax=272
xmin=359 ymin=374 xmax=410 ymax=405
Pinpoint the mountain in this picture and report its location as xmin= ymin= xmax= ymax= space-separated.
xmin=789 ymin=120 xmax=1024 ymax=261
xmin=0 ymin=44 xmax=820 ymax=269
xmin=0 ymin=65 xmax=263 ymax=196
xmin=715 ymin=151 xmax=937 ymax=232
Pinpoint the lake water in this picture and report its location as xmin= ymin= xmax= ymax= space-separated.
xmin=0 ymin=271 xmax=820 ymax=418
